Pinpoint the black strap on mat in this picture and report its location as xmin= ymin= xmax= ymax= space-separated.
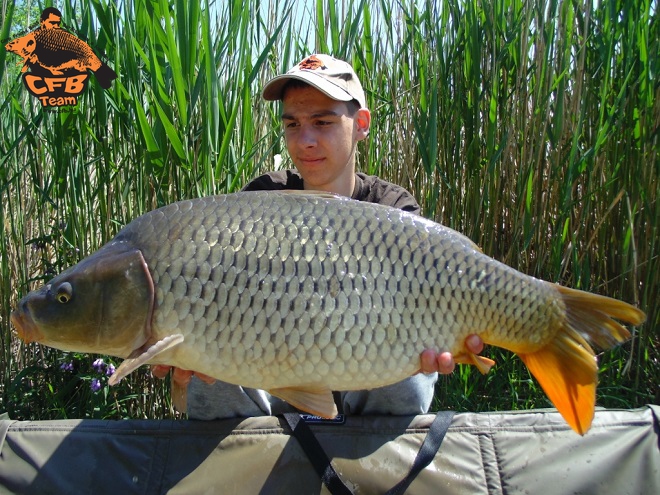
xmin=282 ymin=412 xmax=354 ymax=495
xmin=385 ymin=410 xmax=455 ymax=495
xmin=282 ymin=410 xmax=455 ymax=495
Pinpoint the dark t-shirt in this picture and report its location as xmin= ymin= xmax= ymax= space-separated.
xmin=242 ymin=170 xmax=421 ymax=215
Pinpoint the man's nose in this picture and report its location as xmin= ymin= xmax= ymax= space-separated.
xmin=298 ymin=125 xmax=317 ymax=147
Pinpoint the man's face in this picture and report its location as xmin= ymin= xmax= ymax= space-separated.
xmin=281 ymin=85 xmax=370 ymax=194
xmin=41 ymin=14 xmax=62 ymax=29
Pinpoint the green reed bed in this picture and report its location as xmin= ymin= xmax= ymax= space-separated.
xmin=0 ymin=0 xmax=656 ymax=420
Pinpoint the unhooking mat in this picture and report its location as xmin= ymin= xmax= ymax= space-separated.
xmin=0 ymin=406 xmax=658 ymax=494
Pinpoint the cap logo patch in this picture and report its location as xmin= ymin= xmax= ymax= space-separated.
xmin=298 ymin=55 xmax=327 ymax=71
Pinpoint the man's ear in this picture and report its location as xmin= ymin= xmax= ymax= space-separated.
xmin=355 ymin=108 xmax=371 ymax=140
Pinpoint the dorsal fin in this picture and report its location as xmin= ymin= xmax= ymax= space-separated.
xmin=278 ymin=189 xmax=343 ymax=200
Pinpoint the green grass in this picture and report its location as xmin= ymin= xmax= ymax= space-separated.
xmin=0 ymin=0 xmax=657 ymax=420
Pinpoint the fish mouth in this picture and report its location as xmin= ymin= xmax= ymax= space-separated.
xmin=10 ymin=306 xmax=43 ymax=344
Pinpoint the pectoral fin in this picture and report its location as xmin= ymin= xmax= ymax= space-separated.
xmin=108 ymin=334 xmax=184 ymax=385
xmin=269 ymin=386 xmax=338 ymax=418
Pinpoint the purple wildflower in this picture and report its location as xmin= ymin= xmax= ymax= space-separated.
xmin=90 ymin=378 xmax=102 ymax=392
xmin=105 ymin=363 xmax=116 ymax=376
xmin=92 ymin=358 xmax=105 ymax=373
xmin=60 ymin=362 xmax=74 ymax=372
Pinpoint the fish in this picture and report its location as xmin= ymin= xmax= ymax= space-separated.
xmin=10 ymin=191 xmax=645 ymax=434
xmin=5 ymin=28 xmax=117 ymax=89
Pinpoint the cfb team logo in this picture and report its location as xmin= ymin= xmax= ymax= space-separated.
xmin=4 ymin=7 xmax=117 ymax=108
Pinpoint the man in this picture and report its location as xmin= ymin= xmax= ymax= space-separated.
xmin=40 ymin=7 xmax=63 ymax=30
xmin=154 ymin=54 xmax=484 ymax=418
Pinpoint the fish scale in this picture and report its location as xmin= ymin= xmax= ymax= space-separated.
xmin=11 ymin=191 xmax=645 ymax=434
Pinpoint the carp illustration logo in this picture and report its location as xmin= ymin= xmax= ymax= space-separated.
xmin=4 ymin=7 xmax=117 ymax=108
xmin=298 ymin=55 xmax=327 ymax=71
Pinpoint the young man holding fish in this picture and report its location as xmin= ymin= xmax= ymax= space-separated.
xmin=12 ymin=54 xmax=642 ymax=431
xmin=154 ymin=54 xmax=485 ymax=418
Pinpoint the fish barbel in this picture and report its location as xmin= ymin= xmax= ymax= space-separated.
xmin=11 ymin=191 xmax=645 ymax=434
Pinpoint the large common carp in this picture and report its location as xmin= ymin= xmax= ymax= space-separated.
xmin=11 ymin=191 xmax=645 ymax=434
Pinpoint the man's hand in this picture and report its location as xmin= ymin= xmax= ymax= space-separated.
xmin=419 ymin=334 xmax=485 ymax=375
xmin=152 ymin=334 xmax=485 ymax=386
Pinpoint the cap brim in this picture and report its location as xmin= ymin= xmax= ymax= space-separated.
xmin=262 ymin=72 xmax=354 ymax=103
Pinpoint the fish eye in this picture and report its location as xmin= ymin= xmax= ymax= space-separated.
xmin=56 ymin=282 xmax=73 ymax=304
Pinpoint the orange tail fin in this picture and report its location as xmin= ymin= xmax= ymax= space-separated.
xmin=519 ymin=285 xmax=645 ymax=435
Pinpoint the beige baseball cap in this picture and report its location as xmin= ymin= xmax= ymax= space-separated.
xmin=262 ymin=54 xmax=366 ymax=108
